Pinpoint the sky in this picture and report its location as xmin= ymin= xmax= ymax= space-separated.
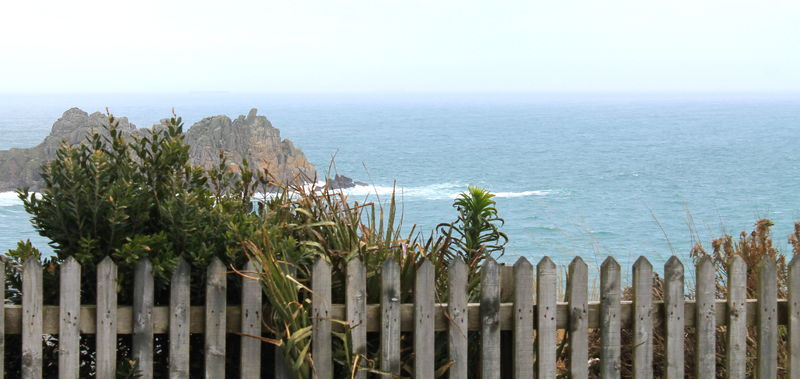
xmin=1 ymin=0 xmax=799 ymax=93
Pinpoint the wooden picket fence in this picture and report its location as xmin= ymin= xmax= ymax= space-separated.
xmin=3 ymin=254 xmax=800 ymax=378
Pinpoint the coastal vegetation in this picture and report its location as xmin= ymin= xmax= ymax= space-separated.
xmin=3 ymin=111 xmax=799 ymax=378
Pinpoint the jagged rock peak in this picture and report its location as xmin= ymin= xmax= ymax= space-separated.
xmin=0 ymin=108 xmax=317 ymax=191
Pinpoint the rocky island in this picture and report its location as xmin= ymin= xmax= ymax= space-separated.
xmin=0 ymin=108 xmax=358 ymax=192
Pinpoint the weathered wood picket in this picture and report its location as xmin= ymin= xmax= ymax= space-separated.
xmin=3 ymin=254 xmax=799 ymax=378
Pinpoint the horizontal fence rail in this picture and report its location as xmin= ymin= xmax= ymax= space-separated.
xmin=2 ymin=254 xmax=798 ymax=378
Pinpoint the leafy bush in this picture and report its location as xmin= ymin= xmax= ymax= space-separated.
xmin=243 ymin=184 xmax=507 ymax=378
xmin=5 ymin=112 xmax=268 ymax=377
xmin=14 ymin=113 xmax=262 ymax=280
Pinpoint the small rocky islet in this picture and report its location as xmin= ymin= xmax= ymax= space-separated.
xmin=0 ymin=108 xmax=360 ymax=191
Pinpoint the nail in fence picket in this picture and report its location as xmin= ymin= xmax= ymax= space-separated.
xmin=22 ymin=258 xmax=42 ymax=379
xmin=240 ymin=260 xmax=262 ymax=379
xmin=567 ymin=257 xmax=588 ymax=379
xmin=59 ymin=257 xmax=81 ymax=379
xmin=790 ymin=256 xmax=800 ymax=378
xmin=205 ymin=258 xmax=227 ymax=379
xmin=632 ymin=256 xmax=653 ymax=379
xmin=537 ymin=257 xmax=557 ymax=379
xmin=600 ymin=257 xmax=621 ymax=378
xmin=312 ymin=258 xmax=332 ymax=379
xmin=513 ymin=257 xmax=534 ymax=379
xmin=415 ymin=259 xmax=435 ymax=379
xmin=346 ymin=258 xmax=367 ymax=379
xmin=133 ymin=259 xmax=154 ymax=379
xmin=380 ymin=258 xmax=401 ymax=376
xmin=169 ymin=259 xmax=191 ymax=379
xmin=481 ymin=258 xmax=501 ymax=379
xmin=0 ymin=259 xmax=4 ymax=379
xmin=96 ymin=257 xmax=118 ymax=378
xmin=4 ymin=254 xmax=799 ymax=378
xmin=664 ymin=256 xmax=685 ymax=379
xmin=758 ymin=257 xmax=778 ymax=378
xmin=447 ymin=259 xmax=468 ymax=379
xmin=727 ymin=255 xmax=747 ymax=379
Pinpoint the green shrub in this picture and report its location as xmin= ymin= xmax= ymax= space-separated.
xmin=13 ymin=113 xmax=262 ymax=280
xmin=5 ymin=112 xmax=267 ymax=377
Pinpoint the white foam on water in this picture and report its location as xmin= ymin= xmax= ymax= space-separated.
xmin=334 ymin=184 xmax=553 ymax=200
xmin=492 ymin=190 xmax=552 ymax=198
xmin=0 ymin=192 xmax=23 ymax=207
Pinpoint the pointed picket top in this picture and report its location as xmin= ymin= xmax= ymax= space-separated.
xmin=569 ymin=256 xmax=588 ymax=272
xmin=63 ymin=255 xmax=81 ymax=270
xmin=382 ymin=257 xmax=399 ymax=272
xmin=347 ymin=257 xmax=365 ymax=273
xmin=665 ymin=256 xmax=684 ymax=277
xmin=99 ymin=255 xmax=116 ymax=269
xmin=173 ymin=258 xmax=190 ymax=277
xmin=513 ymin=256 xmax=532 ymax=271
xmin=726 ymin=254 xmax=747 ymax=378
xmin=23 ymin=256 xmax=42 ymax=271
xmin=696 ymin=255 xmax=714 ymax=276
xmin=418 ymin=257 xmax=434 ymax=274
xmin=601 ymin=256 xmax=620 ymax=271
xmin=633 ymin=256 xmax=652 ymax=271
xmin=537 ymin=256 xmax=556 ymax=271
xmin=244 ymin=258 xmax=261 ymax=273
xmin=758 ymin=255 xmax=777 ymax=271
xmin=448 ymin=257 xmax=467 ymax=272
xmin=789 ymin=252 xmax=800 ymax=377
xmin=790 ymin=254 xmax=800 ymax=271
xmin=314 ymin=256 xmax=331 ymax=272
xmin=483 ymin=256 xmax=498 ymax=271
xmin=208 ymin=256 xmax=225 ymax=272
xmin=136 ymin=258 xmax=153 ymax=274
xmin=728 ymin=254 xmax=752 ymax=275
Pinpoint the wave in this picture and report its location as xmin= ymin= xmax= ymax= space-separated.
xmin=0 ymin=192 xmax=22 ymax=207
xmin=1 ymin=185 xmax=552 ymax=208
xmin=338 ymin=183 xmax=552 ymax=200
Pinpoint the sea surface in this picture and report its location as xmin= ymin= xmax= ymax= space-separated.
xmin=1 ymin=93 xmax=799 ymax=279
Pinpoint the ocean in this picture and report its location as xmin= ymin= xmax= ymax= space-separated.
xmin=2 ymin=93 xmax=799 ymax=278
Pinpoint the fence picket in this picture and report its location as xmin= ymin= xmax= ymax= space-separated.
xmin=695 ymin=256 xmax=716 ymax=378
xmin=513 ymin=257 xmax=534 ymax=379
xmin=133 ymin=259 xmax=154 ymax=379
xmin=169 ymin=259 xmax=191 ymax=379
xmin=415 ymin=259 xmax=435 ymax=379
xmin=664 ymin=256 xmax=685 ymax=379
xmin=0 ymin=259 xmax=4 ymax=379
xmin=757 ymin=257 xmax=778 ymax=378
xmin=96 ymin=257 xmax=118 ymax=378
xmin=448 ymin=259 xmax=468 ymax=379
xmin=481 ymin=258 xmax=501 ymax=379
xmin=22 ymin=258 xmax=43 ymax=379
xmin=567 ymin=257 xmax=588 ymax=379
xmin=537 ymin=257 xmax=557 ymax=379
xmin=59 ymin=257 xmax=81 ymax=379
xmin=727 ymin=255 xmax=747 ymax=379
xmin=600 ymin=257 xmax=621 ymax=378
xmin=790 ymin=256 xmax=800 ymax=378
xmin=380 ymin=258 xmax=401 ymax=375
xmin=240 ymin=260 xmax=262 ymax=379
xmin=312 ymin=258 xmax=332 ymax=379
xmin=4 ymin=251 xmax=799 ymax=378
xmin=346 ymin=258 xmax=367 ymax=379
xmin=632 ymin=256 xmax=653 ymax=379
xmin=205 ymin=257 xmax=227 ymax=379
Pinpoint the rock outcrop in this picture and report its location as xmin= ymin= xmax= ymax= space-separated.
xmin=326 ymin=174 xmax=367 ymax=189
xmin=0 ymin=108 xmax=317 ymax=191
xmin=180 ymin=108 xmax=315 ymax=184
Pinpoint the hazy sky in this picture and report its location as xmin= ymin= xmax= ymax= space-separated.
xmin=2 ymin=0 xmax=799 ymax=93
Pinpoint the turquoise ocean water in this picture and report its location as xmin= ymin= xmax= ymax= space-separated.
xmin=1 ymin=93 xmax=799 ymax=278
